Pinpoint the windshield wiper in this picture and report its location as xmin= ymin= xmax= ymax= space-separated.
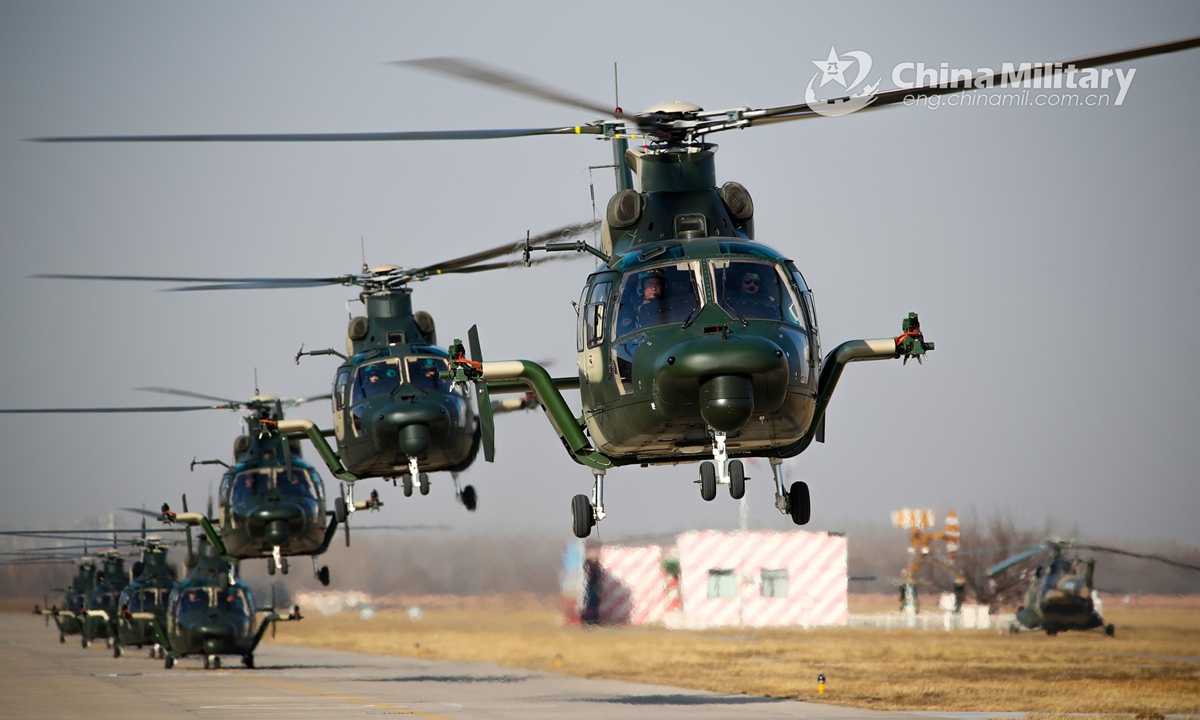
xmin=680 ymin=304 xmax=701 ymax=329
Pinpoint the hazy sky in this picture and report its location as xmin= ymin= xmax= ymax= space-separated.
xmin=1 ymin=1 xmax=1198 ymax=545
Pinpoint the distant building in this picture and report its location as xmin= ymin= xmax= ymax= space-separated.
xmin=562 ymin=530 xmax=848 ymax=629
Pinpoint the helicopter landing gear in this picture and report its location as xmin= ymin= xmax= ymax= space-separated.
xmin=1105 ymin=624 xmax=1115 ymax=637
xmin=452 ymin=472 xmax=478 ymax=512
xmin=269 ymin=545 xmax=285 ymax=575
xmin=59 ymin=633 xmax=65 ymax=644
xmin=419 ymin=472 xmax=430 ymax=496
xmin=81 ymin=636 xmax=89 ymax=649
xmin=280 ymin=557 xmax=289 ymax=575
xmin=770 ymin=458 xmax=811 ymax=525
xmin=313 ymin=556 xmax=330 ymax=586
xmin=407 ymin=456 xmax=420 ymax=484
xmin=699 ymin=462 xmax=717 ymax=501
xmin=242 ymin=654 xmax=255 ymax=669
xmin=112 ymin=643 xmax=122 ymax=658
xmin=728 ymin=460 xmax=745 ymax=500
xmin=402 ymin=474 xmax=413 ymax=497
xmin=164 ymin=654 xmax=174 ymax=669
xmin=571 ymin=469 xmax=606 ymax=538
xmin=150 ymin=644 xmax=161 ymax=659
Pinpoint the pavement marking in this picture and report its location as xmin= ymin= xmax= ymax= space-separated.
xmin=227 ymin=671 xmax=455 ymax=719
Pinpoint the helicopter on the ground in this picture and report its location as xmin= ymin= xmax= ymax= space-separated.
xmin=114 ymin=536 xmax=179 ymax=659
xmin=1 ymin=391 xmax=378 ymax=586
xmin=78 ymin=549 xmax=130 ymax=650
xmin=986 ymin=538 xmax=1200 ymax=636
xmin=30 ymin=223 xmax=597 ymax=518
xmin=123 ymin=535 xmax=300 ymax=670
xmin=33 ymin=35 xmax=1200 ymax=538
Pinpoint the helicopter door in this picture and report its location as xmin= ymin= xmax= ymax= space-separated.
xmin=333 ymin=369 xmax=350 ymax=442
xmin=582 ymin=280 xmax=612 ymax=384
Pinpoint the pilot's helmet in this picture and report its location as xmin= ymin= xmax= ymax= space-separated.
xmin=639 ymin=271 xmax=666 ymax=293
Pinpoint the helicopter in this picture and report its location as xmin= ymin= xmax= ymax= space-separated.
xmin=122 ymin=535 xmax=300 ymax=670
xmin=29 ymin=222 xmax=597 ymax=518
xmin=114 ymin=536 xmax=179 ymax=659
xmin=31 ymin=35 xmax=1200 ymax=538
xmin=986 ymin=538 xmax=1200 ymax=636
xmin=1 ymin=391 xmax=379 ymax=586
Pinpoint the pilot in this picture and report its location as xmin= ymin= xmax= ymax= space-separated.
xmin=360 ymin=363 xmax=400 ymax=399
xmin=727 ymin=267 xmax=778 ymax=319
xmin=635 ymin=274 xmax=667 ymax=327
xmin=412 ymin=359 xmax=441 ymax=390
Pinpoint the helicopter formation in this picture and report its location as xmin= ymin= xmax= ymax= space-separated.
xmin=7 ymin=30 xmax=1200 ymax=656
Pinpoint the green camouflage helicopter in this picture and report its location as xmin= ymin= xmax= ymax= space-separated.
xmin=0 ymin=392 xmax=380 ymax=585
xmin=986 ymin=538 xmax=1200 ymax=636
xmin=30 ymin=223 xmax=596 ymax=517
xmin=124 ymin=535 xmax=299 ymax=670
xmin=114 ymin=536 xmax=179 ymax=659
xmin=33 ymin=35 xmax=1200 ymax=538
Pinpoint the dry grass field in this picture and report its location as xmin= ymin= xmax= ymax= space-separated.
xmin=273 ymin=595 xmax=1200 ymax=715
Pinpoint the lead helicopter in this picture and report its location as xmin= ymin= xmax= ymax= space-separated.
xmin=986 ymin=538 xmax=1200 ymax=636
xmin=31 ymin=223 xmax=597 ymax=518
xmin=34 ymin=35 xmax=1200 ymax=537
xmin=0 ymin=392 xmax=379 ymax=585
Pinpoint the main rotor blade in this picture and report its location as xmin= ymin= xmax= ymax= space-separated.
xmin=396 ymin=57 xmax=631 ymax=121
xmin=30 ymin=127 xmax=598 ymax=143
xmin=0 ymin=528 xmax=183 ymax=536
xmin=406 ymin=220 xmax=599 ymax=277
xmin=30 ymin=273 xmax=348 ymax=285
xmin=1073 ymin=544 xmax=1200 ymax=573
xmin=750 ymin=34 xmax=1200 ymax=127
xmin=281 ymin=394 xmax=333 ymax=407
xmin=135 ymin=386 xmax=243 ymax=406
xmin=0 ymin=404 xmax=233 ymax=414
xmin=986 ymin=545 xmax=1046 ymax=577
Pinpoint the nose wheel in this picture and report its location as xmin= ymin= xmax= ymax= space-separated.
xmin=698 ymin=431 xmax=748 ymax=501
xmin=570 ymin=469 xmax=606 ymax=538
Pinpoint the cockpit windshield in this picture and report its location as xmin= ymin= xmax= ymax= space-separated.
xmin=231 ymin=470 xmax=271 ymax=503
xmin=178 ymin=588 xmax=210 ymax=613
xmin=276 ymin=467 xmax=318 ymax=498
xmin=710 ymin=259 xmax=804 ymax=325
xmin=352 ymin=360 xmax=401 ymax=403
xmin=406 ymin=357 xmax=450 ymax=392
xmin=216 ymin=588 xmax=250 ymax=616
xmin=614 ymin=262 xmax=703 ymax=338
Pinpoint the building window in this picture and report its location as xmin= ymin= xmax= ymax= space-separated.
xmin=707 ymin=569 xmax=736 ymax=598
xmin=761 ymin=569 xmax=789 ymax=598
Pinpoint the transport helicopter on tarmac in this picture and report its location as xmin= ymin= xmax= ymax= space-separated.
xmin=0 ymin=392 xmax=378 ymax=586
xmin=987 ymin=538 xmax=1200 ymax=636
xmin=29 ymin=223 xmax=597 ymax=518
xmin=32 ymin=34 xmax=1200 ymax=538
xmin=124 ymin=535 xmax=300 ymax=670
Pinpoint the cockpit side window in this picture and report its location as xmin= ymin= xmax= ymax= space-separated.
xmin=217 ymin=588 xmax=250 ymax=616
xmin=710 ymin=260 xmax=803 ymax=325
xmin=334 ymin=369 xmax=351 ymax=411
xmin=585 ymin=281 xmax=612 ymax=349
xmin=614 ymin=262 xmax=703 ymax=338
xmin=351 ymin=360 xmax=401 ymax=404
xmin=406 ymin=357 xmax=451 ymax=392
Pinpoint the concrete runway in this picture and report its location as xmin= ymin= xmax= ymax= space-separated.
xmin=2 ymin=614 xmax=967 ymax=720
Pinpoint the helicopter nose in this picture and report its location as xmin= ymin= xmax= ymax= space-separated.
xmin=371 ymin=401 xmax=450 ymax=456
xmin=655 ymin=334 xmax=789 ymax=433
xmin=265 ymin=519 xmax=290 ymax=545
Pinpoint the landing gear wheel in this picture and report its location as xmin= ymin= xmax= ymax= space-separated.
xmin=213 ymin=655 xmax=221 ymax=669
xmin=334 ymin=495 xmax=348 ymax=523
xmin=204 ymin=655 xmax=211 ymax=670
xmin=318 ymin=566 xmax=330 ymax=586
xmin=267 ymin=557 xmax=276 ymax=576
xmin=699 ymin=462 xmax=717 ymax=502
xmin=280 ymin=557 xmax=289 ymax=575
xmin=402 ymin=474 xmax=413 ymax=497
xmin=149 ymin=647 xmax=157 ymax=659
xmin=728 ymin=460 xmax=745 ymax=500
xmin=158 ymin=646 xmax=166 ymax=659
xmin=461 ymin=485 xmax=477 ymax=512
xmin=242 ymin=654 xmax=255 ymax=669
xmin=59 ymin=634 xmax=65 ymax=644
xmin=1105 ymin=624 xmax=1115 ymax=637
xmin=112 ymin=644 xmax=122 ymax=659
xmin=164 ymin=655 xmax=174 ymax=669
xmin=787 ymin=480 xmax=811 ymax=525
xmin=419 ymin=472 xmax=430 ymax=496
xmin=81 ymin=637 xmax=89 ymax=649
xmin=571 ymin=494 xmax=594 ymax=539
xmin=105 ymin=638 xmax=112 ymax=649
